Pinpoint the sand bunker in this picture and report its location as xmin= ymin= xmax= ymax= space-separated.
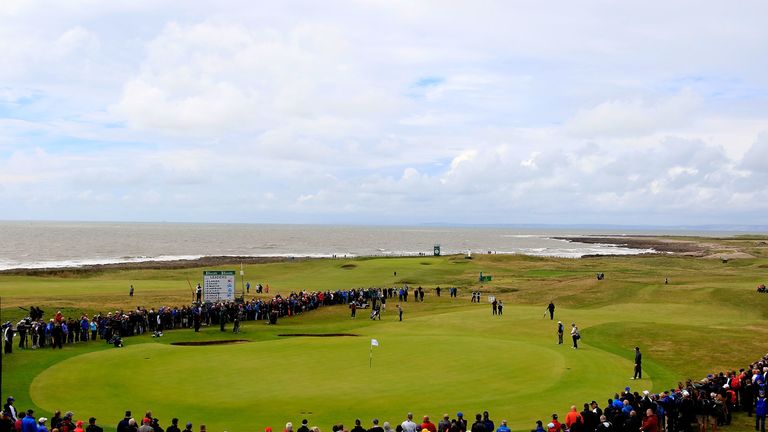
xmin=171 ymin=340 xmax=249 ymax=346
xmin=278 ymin=333 xmax=358 ymax=337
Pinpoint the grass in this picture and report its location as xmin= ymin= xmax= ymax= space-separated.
xmin=2 ymin=253 xmax=768 ymax=432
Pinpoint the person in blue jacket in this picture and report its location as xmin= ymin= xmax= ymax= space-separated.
xmin=757 ymin=390 xmax=766 ymax=432
xmin=22 ymin=410 xmax=38 ymax=432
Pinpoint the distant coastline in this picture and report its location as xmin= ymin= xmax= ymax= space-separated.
xmin=3 ymin=233 xmax=766 ymax=274
xmin=556 ymin=235 xmax=766 ymax=260
xmin=2 ymin=221 xmax=765 ymax=273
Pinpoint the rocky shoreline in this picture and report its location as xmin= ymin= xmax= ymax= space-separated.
xmin=553 ymin=236 xmax=708 ymax=255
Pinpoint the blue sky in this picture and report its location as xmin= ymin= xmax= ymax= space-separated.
xmin=1 ymin=1 xmax=768 ymax=225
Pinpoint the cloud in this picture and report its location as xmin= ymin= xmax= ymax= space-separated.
xmin=1 ymin=1 xmax=768 ymax=224
xmin=740 ymin=132 xmax=768 ymax=173
xmin=565 ymin=90 xmax=701 ymax=138
xmin=111 ymin=21 xmax=403 ymax=136
xmin=54 ymin=26 xmax=100 ymax=57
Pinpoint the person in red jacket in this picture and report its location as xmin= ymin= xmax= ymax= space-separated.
xmin=548 ymin=414 xmax=562 ymax=432
xmin=639 ymin=408 xmax=658 ymax=432
xmin=564 ymin=406 xmax=583 ymax=430
xmin=420 ymin=417 xmax=436 ymax=432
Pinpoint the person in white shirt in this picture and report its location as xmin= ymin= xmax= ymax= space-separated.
xmin=571 ymin=323 xmax=580 ymax=349
xmin=401 ymin=413 xmax=418 ymax=432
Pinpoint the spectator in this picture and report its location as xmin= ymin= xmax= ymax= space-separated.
xmin=454 ymin=414 xmax=466 ymax=432
xmin=639 ymin=408 xmax=658 ymax=432
xmin=564 ymin=406 xmax=582 ymax=429
xmin=85 ymin=418 xmax=102 ymax=432
xmin=437 ymin=415 xmax=450 ymax=432
xmin=58 ymin=413 xmax=74 ymax=432
xmin=568 ymin=415 xmax=584 ymax=432
xmin=36 ymin=418 xmax=48 ymax=432
xmin=480 ymin=413 xmax=493 ymax=432
xmin=116 ymin=412 xmax=131 ymax=432
xmin=165 ymin=419 xmax=178 ymax=432
xmin=50 ymin=412 xmax=62 ymax=431
xmin=595 ymin=415 xmax=611 ymax=432
xmin=22 ymin=411 xmax=37 ymax=432
xmin=367 ymin=419 xmax=383 ymax=432
xmin=1 ymin=411 xmax=14 ymax=432
xmin=401 ymin=414 xmax=418 ymax=432
xmin=150 ymin=418 xmax=163 ymax=432
xmin=757 ymin=390 xmax=766 ymax=432
xmin=3 ymin=398 xmax=17 ymax=422
xmin=623 ymin=410 xmax=639 ymax=432
xmin=419 ymin=417 xmax=435 ymax=432
xmin=351 ymin=420 xmax=365 ymax=432
xmin=549 ymin=414 xmax=561 ymax=432
xmin=470 ymin=415 xmax=484 ymax=432
xmin=138 ymin=419 xmax=152 ymax=432
xmin=580 ymin=403 xmax=596 ymax=431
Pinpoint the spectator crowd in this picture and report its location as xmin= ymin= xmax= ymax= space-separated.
xmin=3 ymin=285 xmax=438 ymax=352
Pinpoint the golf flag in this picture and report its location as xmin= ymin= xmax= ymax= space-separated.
xmin=369 ymin=339 xmax=378 ymax=368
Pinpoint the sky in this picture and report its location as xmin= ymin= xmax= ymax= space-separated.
xmin=1 ymin=1 xmax=768 ymax=226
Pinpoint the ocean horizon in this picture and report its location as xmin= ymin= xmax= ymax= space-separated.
xmin=0 ymin=220 xmax=765 ymax=271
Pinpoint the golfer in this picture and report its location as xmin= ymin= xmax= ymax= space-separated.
xmin=557 ymin=321 xmax=564 ymax=345
xmin=571 ymin=323 xmax=580 ymax=349
xmin=633 ymin=347 xmax=642 ymax=379
xmin=547 ymin=302 xmax=555 ymax=320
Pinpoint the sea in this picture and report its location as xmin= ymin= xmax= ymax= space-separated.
xmin=0 ymin=221 xmax=755 ymax=271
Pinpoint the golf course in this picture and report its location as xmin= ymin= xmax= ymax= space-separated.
xmin=2 ymin=237 xmax=768 ymax=432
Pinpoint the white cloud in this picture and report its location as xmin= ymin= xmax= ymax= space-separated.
xmin=565 ymin=90 xmax=700 ymax=138
xmin=740 ymin=132 xmax=768 ymax=173
xmin=54 ymin=26 xmax=100 ymax=57
xmin=1 ymin=1 xmax=768 ymax=224
xmin=111 ymin=21 xmax=403 ymax=136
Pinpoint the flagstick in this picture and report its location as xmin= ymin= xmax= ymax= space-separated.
xmin=369 ymin=344 xmax=373 ymax=368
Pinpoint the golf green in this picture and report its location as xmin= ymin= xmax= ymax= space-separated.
xmin=29 ymin=306 xmax=640 ymax=432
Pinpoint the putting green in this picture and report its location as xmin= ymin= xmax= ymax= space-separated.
xmin=30 ymin=307 xmax=645 ymax=432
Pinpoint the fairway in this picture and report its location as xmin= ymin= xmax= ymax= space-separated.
xmin=4 ymin=251 xmax=768 ymax=432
